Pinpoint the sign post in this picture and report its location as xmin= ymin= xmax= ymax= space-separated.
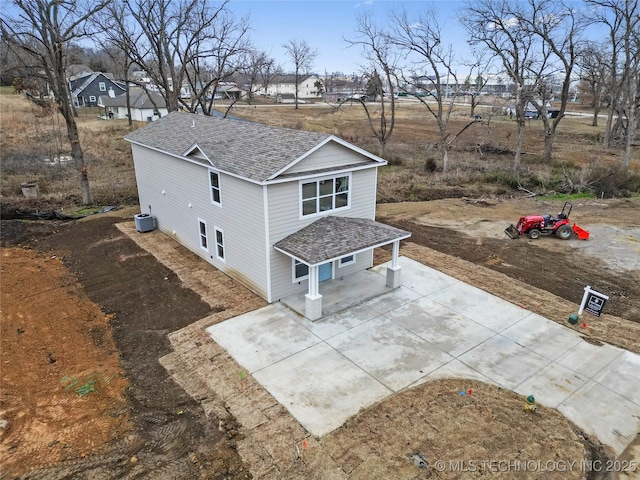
xmin=578 ymin=286 xmax=609 ymax=317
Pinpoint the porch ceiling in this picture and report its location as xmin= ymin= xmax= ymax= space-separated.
xmin=273 ymin=216 xmax=411 ymax=266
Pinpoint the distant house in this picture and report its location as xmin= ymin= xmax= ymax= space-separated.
xmin=125 ymin=112 xmax=410 ymax=320
xmin=98 ymin=88 xmax=168 ymax=122
xmin=255 ymin=74 xmax=322 ymax=100
xmin=70 ymin=72 xmax=125 ymax=107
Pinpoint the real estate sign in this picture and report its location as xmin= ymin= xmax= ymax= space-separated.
xmin=578 ymin=286 xmax=609 ymax=317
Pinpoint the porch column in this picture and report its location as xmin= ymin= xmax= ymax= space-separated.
xmin=386 ymin=240 xmax=402 ymax=288
xmin=305 ymin=265 xmax=323 ymax=321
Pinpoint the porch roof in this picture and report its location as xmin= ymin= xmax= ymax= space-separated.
xmin=273 ymin=216 xmax=411 ymax=266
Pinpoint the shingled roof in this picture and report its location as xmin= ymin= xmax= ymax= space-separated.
xmin=274 ymin=216 xmax=411 ymax=266
xmin=125 ymin=111 xmax=383 ymax=183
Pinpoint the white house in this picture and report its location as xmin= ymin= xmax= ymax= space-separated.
xmin=125 ymin=112 xmax=410 ymax=320
xmin=98 ymin=88 xmax=168 ymax=122
xmin=256 ymin=74 xmax=323 ymax=99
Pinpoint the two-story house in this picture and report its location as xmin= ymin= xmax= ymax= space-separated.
xmin=125 ymin=112 xmax=410 ymax=320
xmin=255 ymin=74 xmax=323 ymax=100
xmin=70 ymin=72 xmax=125 ymax=107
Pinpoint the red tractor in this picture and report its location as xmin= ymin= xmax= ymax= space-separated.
xmin=505 ymin=202 xmax=585 ymax=240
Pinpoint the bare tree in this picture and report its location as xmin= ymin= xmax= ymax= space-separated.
xmin=1 ymin=0 xmax=109 ymax=205
xmin=517 ymin=0 xmax=583 ymax=162
xmin=185 ymin=11 xmax=251 ymax=115
xmin=586 ymin=0 xmax=639 ymax=169
xmin=391 ymin=7 xmax=476 ymax=172
xmin=101 ymin=0 xmax=234 ymax=113
xmin=463 ymin=0 xmax=537 ymax=170
xmin=577 ymin=41 xmax=611 ymax=126
xmin=282 ymin=39 xmax=318 ymax=109
xmin=345 ymin=14 xmax=398 ymax=156
xmin=241 ymin=50 xmax=273 ymax=103
xmin=461 ymin=48 xmax=494 ymax=119
xmin=257 ymin=57 xmax=281 ymax=100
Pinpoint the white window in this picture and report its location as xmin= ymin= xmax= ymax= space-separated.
xmin=89 ymin=95 xmax=96 ymax=102
xmin=209 ymin=170 xmax=221 ymax=205
xmin=339 ymin=254 xmax=355 ymax=267
xmin=99 ymin=82 xmax=106 ymax=91
xmin=293 ymin=259 xmax=309 ymax=281
xmin=301 ymin=174 xmax=350 ymax=217
xmin=214 ymin=227 xmax=225 ymax=262
xmin=198 ymin=219 xmax=208 ymax=251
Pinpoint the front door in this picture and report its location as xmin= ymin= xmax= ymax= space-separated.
xmin=318 ymin=262 xmax=332 ymax=282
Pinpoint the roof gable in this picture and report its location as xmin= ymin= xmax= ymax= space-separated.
xmin=183 ymin=143 xmax=214 ymax=165
xmin=270 ymin=137 xmax=384 ymax=179
xmin=72 ymin=72 xmax=125 ymax=96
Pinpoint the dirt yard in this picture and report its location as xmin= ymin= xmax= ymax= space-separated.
xmin=1 ymin=197 xmax=638 ymax=478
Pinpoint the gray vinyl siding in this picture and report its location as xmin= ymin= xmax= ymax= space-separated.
xmin=132 ymin=144 xmax=269 ymax=298
xmin=284 ymin=142 xmax=371 ymax=174
xmin=267 ymin=167 xmax=379 ymax=301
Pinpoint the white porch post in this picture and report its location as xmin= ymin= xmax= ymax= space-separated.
xmin=391 ymin=240 xmax=399 ymax=269
xmin=386 ymin=240 xmax=402 ymax=288
xmin=305 ymin=265 xmax=323 ymax=321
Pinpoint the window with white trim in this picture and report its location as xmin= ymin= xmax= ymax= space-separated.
xmin=198 ymin=219 xmax=208 ymax=251
xmin=209 ymin=170 xmax=221 ymax=205
xmin=214 ymin=227 xmax=225 ymax=261
xmin=89 ymin=95 xmax=96 ymax=102
xmin=293 ymin=259 xmax=309 ymax=281
xmin=339 ymin=254 xmax=355 ymax=267
xmin=99 ymin=82 xmax=106 ymax=91
xmin=301 ymin=174 xmax=350 ymax=217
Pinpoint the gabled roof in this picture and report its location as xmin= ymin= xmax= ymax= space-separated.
xmin=71 ymin=72 xmax=125 ymax=97
xmin=274 ymin=216 xmax=411 ymax=266
xmin=99 ymin=88 xmax=167 ymax=109
xmin=124 ymin=111 xmax=385 ymax=184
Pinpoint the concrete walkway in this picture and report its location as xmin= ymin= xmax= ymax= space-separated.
xmin=206 ymin=257 xmax=640 ymax=457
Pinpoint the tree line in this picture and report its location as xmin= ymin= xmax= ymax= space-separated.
xmin=1 ymin=0 xmax=637 ymax=204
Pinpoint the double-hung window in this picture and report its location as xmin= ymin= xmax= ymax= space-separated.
xmin=209 ymin=170 xmax=221 ymax=205
xmin=214 ymin=228 xmax=225 ymax=262
xmin=301 ymin=174 xmax=350 ymax=217
xmin=198 ymin=219 xmax=208 ymax=251
xmin=99 ymin=82 xmax=106 ymax=91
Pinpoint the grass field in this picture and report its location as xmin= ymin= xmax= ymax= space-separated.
xmin=1 ymin=94 xmax=638 ymax=210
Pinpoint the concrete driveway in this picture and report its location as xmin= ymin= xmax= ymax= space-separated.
xmin=206 ymin=257 xmax=640 ymax=457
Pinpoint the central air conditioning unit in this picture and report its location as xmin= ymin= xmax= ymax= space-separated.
xmin=134 ymin=213 xmax=156 ymax=233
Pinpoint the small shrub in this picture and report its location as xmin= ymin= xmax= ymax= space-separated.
xmin=424 ymin=157 xmax=437 ymax=172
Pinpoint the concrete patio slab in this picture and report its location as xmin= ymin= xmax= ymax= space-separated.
xmin=559 ymin=380 xmax=640 ymax=456
xmin=371 ymin=256 xmax=459 ymax=296
xmin=360 ymin=286 xmax=422 ymax=315
xmin=289 ymin=303 xmax=380 ymax=341
xmin=203 ymin=256 xmax=640 ymax=456
xmin=386 ymin=296 xmax=497 ymax=357
xmin=252 ymin=342 xmax=392 ymax=437
xmin=457 ymin=334 xmax=551 ymax=389
xmin=593 ymin=350 xmax=640 ymax=406
xmin=206 ymin=305 xmax=322 ymax=373
xmin=418 ymin=359 xmax=497 ymax=386
xmin=501 ymin=313 xmax=583 ymax=361
xmin=555 ymin=340 xmax=625 ymax=378
xmin=325 ymin=316 xmax=453 ymax=391
xmin=513 ymin=362 xmax=589 ymax=408
xmin=426 ymin=281 xmax=530 ymax=332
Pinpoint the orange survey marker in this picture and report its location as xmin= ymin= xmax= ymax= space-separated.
xmin=572 ymin=223 xmax=590 ymax=240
